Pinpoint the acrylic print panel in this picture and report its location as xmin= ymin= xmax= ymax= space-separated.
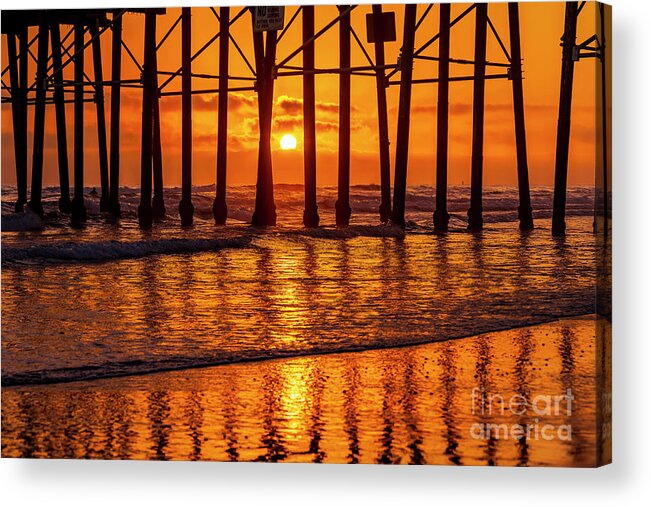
xmin=0 ymin=2 xmax=611 ymax=466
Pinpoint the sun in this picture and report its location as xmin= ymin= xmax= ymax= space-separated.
xmin=280 ymin=134 xmax=297 ymax=150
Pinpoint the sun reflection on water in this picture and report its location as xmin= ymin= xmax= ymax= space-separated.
xmin=1 ymin=316 xmax=605 ymax=466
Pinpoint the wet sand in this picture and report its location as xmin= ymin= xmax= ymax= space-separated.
xmin=1 ymin=315 xmax=610 ymax=466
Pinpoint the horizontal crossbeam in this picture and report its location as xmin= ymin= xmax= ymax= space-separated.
xmin=388 ymin=73 xmax=510 ymax=86
xmin=159 ymin=86 xmax=255 ymax=97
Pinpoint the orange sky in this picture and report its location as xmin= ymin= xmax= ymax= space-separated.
xmin=1 ymin=2 xmax=602 ymax=188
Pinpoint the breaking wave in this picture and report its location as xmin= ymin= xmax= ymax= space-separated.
xmin=1 ymin=209 xmax=43 ymax=231
xmin=289 ymin=224 xmax=405 ymax=239
xmin=1 ymin=236 xmax=252 ymax=263
xmin=2 ymin=314 xmax=595 ymax=387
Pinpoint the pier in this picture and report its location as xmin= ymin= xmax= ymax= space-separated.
xmin=551 ymin=1 xmax=610 ymax=237
xmin=1 ymin=3 xmax=609 ymax=235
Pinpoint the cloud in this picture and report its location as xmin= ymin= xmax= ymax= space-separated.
xmin=316 ymin=120 xmax=339 ymax=132
xmin=174 ymin=92 xmax=260 ymax=113
xmin=275 ymin=94 xmax=359 ymax=117
xmin=193 ymin=132 xmax=216 ymax=150
xmin=229 ymin=93 xmax=257 ymax=111
xmin=192 ymin=94 xmax=218 ymax=111
xmin=274 ymin=115 xmax=303 ymax=131
xmin=229 ymin=133 xmax=259 ymax=152
xmin=411 ymin=104 xmax=436 ymax=114
xmin=276 ymin=95 xmax=303 ymax=115
xmin=272 ymin=114 xmax=367 ymax=134
xmin=316 ymin=101 xmax=343 ymax=114
xmin=241 ymin=117 xmax=259 ymax=134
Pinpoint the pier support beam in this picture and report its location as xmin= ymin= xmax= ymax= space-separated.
xmin=7 ymin=33 xmax=20 ymax=193
xmin=138 ymin=12 xmax=156 ymax=229
xmin=7 ymin=32 xmax=27 ymax=213
xmin=372 ymin=4 xmax=391 ymax=224
xmin=15 ymin=28 xmax=29 ymax=212
xmin=50 ymin=23 xmax=72 ymax=213
xmin=467 ymin=3 xmax=488 ymax=232
xmin=552 ymin=2 xmax=578 ymax=237
xmin=108 ymin=14 xmax=122 ymax=218
xmin=302 ymin=6 xmax=319 ymax=227
xmin=179 ymin=7 xmax=194 ymax=226
xmin=433 ymin=3 xmax=451 ymax=232
xmin=27 ymin=17 xmax=49 ymax=216
xmin=152 ymin=47 xmax=166 ymax=220
xmin=598 ymin=3 xmax=609 ymax=237
xmin=508 ymin=3 xmax=534 ymax=231
xmin=90 ymin=23 xmax=110 ymax=213
xmin=213 ymin=6 xmax=230 ymax=225
xmin=391 ymin=4 xmax=417 ymax=228
xmin=71 ymin=21 xmax=88 ymax=223
xmin=251 ymin=28 xmax=278 ymax=227
xmin=335 ymin=5 xmax=352 ymax=226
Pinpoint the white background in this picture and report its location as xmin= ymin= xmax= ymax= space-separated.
xmin=1 ymin=0 xmax=649 ymax=505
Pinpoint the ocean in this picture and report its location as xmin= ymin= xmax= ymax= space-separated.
xmin=1 ymin=185 xmax=597 ymax=387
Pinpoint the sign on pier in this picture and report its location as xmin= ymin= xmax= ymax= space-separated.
xmin=365 ymin=11 xmax=397 ymax=43
xmin=253 ymin=6 xmax=285 ymax=32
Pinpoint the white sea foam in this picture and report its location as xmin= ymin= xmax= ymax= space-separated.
xmin=2 ymin=185 xmax=596 ymax=218
xmin=292 ymin=224 xmax=405 ymax=239
xmin=1 ymin=209 xmax=44 ymax=231
xmin=1 ymin=236 xmax=252 ymax=263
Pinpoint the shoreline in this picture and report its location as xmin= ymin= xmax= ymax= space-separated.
xmin=2 ymin=313 xmax=595 ymax=389
xmin=2 ymin=315 xmax=608 ymax=466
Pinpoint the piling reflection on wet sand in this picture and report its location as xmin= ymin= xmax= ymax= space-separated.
xmin=2 ymin=315 xmax=608 ymax=466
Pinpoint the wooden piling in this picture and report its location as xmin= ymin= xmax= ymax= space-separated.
xmin=302 ymin=6 xmax=319 ymax=228
xmin=27 ymin=17 xmax=49 ymax=216
xmin=152 ymin=47 xmax=166 ymax=219
xmin=508 ymin=3 xmax=534 ymax=231
xmin=433 ymin=3 xmax=451 ymax=232
xmin=108 ymin=14 xmax=122 ymax=218
xmin=599 ymin=3 xmax=609 ymax=237
xmin=71 ymin=21 xmax=88 ymax=222
xmin=7 ymin=33 xmax=20 ymax=185
xmin=6 ymin=32 xmax=27 ymax=213
xmin=138 ymin=12 xmax=156 ymax=229
xmin=251 ymin=28 xmax=265 ymax=226
xmin=213 ymin=6 xmax=230 ymax=225
xmin=251 ymin=28 xmax=278 ymax=227
xmin=178 ymin=7 xmax=194 ymax=226
xmin=372 ymin=4 xmax=391 ymax=224
xmin=90 ymin=23 xmax=110 ymax=213
xmin=467 ymin=3 xmax=488 ymax=232
xmin=551 ymin=2 xmax=578 ymax=237
xmin=391 ymin=4 xmax=417 ymax=228
xmin=50 ymin=23 xmax=72 ymax=213
xmin=335 ymin=5 xmax=352 ymax=227
xmin=16 ymin=27 xmax=29 ymax=212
